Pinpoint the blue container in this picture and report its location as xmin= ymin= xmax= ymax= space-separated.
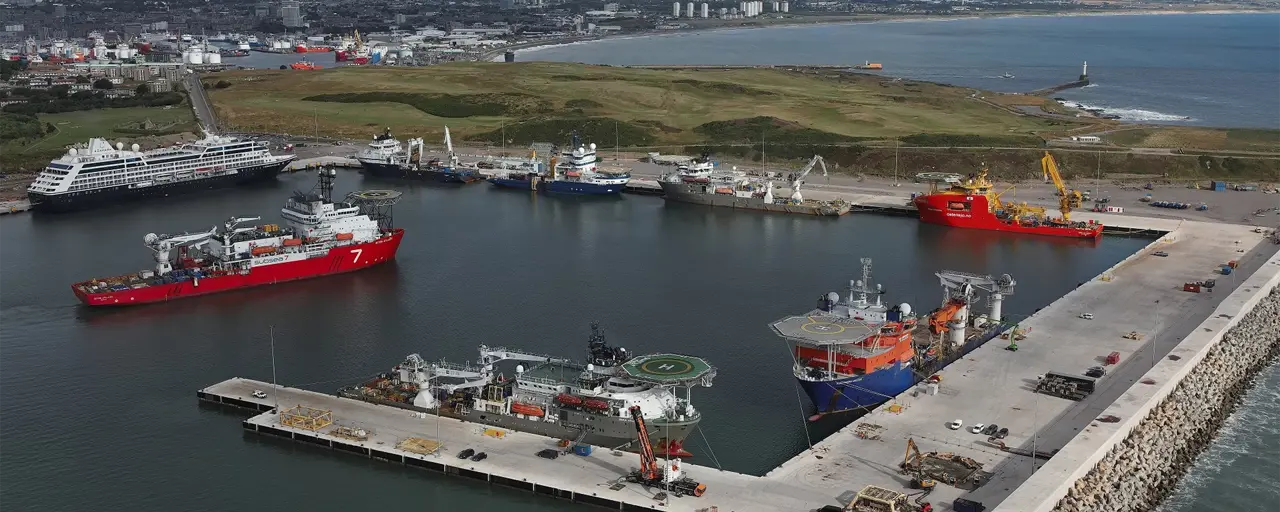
xmin=1211 ymin=181 xmax=1226 ymax=191
xmin=572 ymin=444 xmax=593 ymax=456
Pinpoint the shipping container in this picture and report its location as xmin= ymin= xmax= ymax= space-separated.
xmin=1211 ymin=181 xmax=1226 ymax=191
xmin=573 ymin=444 xmax=593 ymax=456
xmin=1183 ymin=283 xmax=1201 ymax=293
xmin=1106 ymin=351 xmax=1120 ymax=365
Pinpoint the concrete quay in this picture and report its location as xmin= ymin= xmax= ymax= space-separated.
xmin=200 ymin=378 xmax=830 ymax=512
xmin=200 ymin=215 xmax=1279 ymax=511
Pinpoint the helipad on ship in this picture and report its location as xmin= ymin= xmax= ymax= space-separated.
xmin=199 ymin=210 xmax=1280 ymax=512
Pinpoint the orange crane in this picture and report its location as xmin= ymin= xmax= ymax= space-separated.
xmin=624 ymin=405 xmax=706 ymax=497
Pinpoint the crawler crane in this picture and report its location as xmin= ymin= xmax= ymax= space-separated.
xmin=623 ymin=405 xmax=705 ymax=497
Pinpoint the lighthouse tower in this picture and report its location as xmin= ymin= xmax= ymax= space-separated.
xmin=1080 ymin=61 xmax=1089 ymax=81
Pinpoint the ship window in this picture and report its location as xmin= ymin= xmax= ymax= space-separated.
xmin=947 ymin=201 xmax=971 ymax=211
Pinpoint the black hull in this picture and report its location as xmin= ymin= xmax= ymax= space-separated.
xmin=360 ymin=160 xmax=481 ymax=184
xmin=28 ymin=159 xmax=294 ymax=213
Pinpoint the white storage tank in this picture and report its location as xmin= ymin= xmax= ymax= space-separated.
xmin=781 ymin=1 xmax=789 ymax=13
xmin=187 ymin=47 xmax=203 ymax=64
xmin=672 ymin=2 xmax=680 ymax=17
xmin=204 ymin=51 xmax=221 ymax=64
xmin=398 ymin=46 xmax=413 ymax=58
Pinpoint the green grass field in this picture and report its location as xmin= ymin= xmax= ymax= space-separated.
xmin=1 ymin=106 xmax=196 ymax=171
xmin=207 ymin=62 xmax=1077 ymax=147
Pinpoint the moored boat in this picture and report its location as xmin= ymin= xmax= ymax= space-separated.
xmin=659 ymin=154 xmax=850 ymax=216
xmin=489 ymin=134 xmax=630 ymax=195
xmin=339 ymin=323 xmax=717 ymax=458
xmin=72 ymin=169 xmax=404 ymax=306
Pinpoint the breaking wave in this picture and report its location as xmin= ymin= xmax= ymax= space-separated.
xmin=1057 ymin=100 xmax=1194 ymax=123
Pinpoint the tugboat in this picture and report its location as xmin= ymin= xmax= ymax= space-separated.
xmin=71 ymin=169 xmax=404 ymax=306
xmin=340 ymin=323 xmax=716 ymax=458
xmin=488 ymin=133 xmax=630 ymax=195
xmin=913 ymin=153 xmax=1102 ymax=239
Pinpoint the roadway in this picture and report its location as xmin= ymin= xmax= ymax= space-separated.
xmin=185 ymin=73 xmax=218 ymax=133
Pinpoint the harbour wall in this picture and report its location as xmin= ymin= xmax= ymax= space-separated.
xmin=997 ymin=249 xmax=1280 ymax=512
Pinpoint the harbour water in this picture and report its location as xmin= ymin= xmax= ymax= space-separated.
xmin=521 ymin=13 xmax=1280 ymax=129
xmin=0 ymin=172 xmax=1149 ymax=511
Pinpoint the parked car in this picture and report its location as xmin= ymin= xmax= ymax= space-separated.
xmin=948 ymin=419 xmax=963 ymax=430
xmin=970 ymin=423 xmax=986 ymax=434
xmin=996 ymin=427 xmax=1009 ymax=439
xmin=470 ymin=452 xmax=488 ymax=462
xmin=1079 ymin=313 xmax=1094 ymax=320
xmin=1086 ymin=366 xmax=1106 ymax=378
xmin=457 ymin=448 xmax=475 ymax=459
xmin=251 ymin=390 xmax=267 ymax=399
xmin=982 ymin=424 xmax=999 ymax=436
xmin=1153 ymin=251 xmax=1169 ymax=257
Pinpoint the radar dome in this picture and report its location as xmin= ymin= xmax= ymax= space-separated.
xmin=899 ymin=303 xmax=912 ymax=316
xmin=827 ymin=292 xmax=840 ymax=303
xmin=116 ymin=142 xmax=124 ymax=150
xmin=589 ymin=143 xmax=597 ymax=151
xmin=586 ymin=363 xmax=595 ymax=372
xmin=143 ymin=233 xmax=159 ymax=244
xmin=516 ymin=365 xmax=524 ymax=374
xmin=131 ymin=143 xmax=140 ymax=152
xmin=69 ymin=148 xmax=78 ymax=156
xmin=573 ymin=148 xmax=584 ymax=157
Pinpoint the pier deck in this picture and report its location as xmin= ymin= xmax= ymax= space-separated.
xmin=201 ymin=219 xmax=1279 ymax=511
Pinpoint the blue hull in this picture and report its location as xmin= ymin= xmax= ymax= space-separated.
xmin=799 ymin=361 xmax=917 ymax=415
xmin=488 ymin=178 xmax=624 ymax=195
xmin=799 ymin=326 xmax=1008 ymax=415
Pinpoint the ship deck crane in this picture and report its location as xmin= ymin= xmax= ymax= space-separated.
xmin=145 ymin=228 xmax=218 ymax=274
xmin=1041 ymin=151 xmax=1083 ymax=220
xmin=443 ymin=126 xmax=458 ymax=169
xmin=788 ymin=155 xmax=827 ymax=204
xmin=624 ymin=405 xmax=706 ymax=497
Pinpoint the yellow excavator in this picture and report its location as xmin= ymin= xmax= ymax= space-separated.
xmin=1041 ymin=152 xmax=1083 ymax=221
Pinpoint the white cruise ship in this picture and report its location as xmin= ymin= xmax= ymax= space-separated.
xmin=27 ymin=135 xmax=296 ymax=212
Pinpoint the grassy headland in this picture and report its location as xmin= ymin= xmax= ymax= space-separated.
xmin=203 ymin=62 xmax=1278 ymax=181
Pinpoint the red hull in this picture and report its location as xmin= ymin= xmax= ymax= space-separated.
xmin=914 ymin=194 xmax=1102 ymax=239
xmin=74 ymin=229 xmax=404 ymax=306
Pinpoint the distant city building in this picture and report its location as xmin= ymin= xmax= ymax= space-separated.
xmin=603 ymin=2 xmax=619 ymax=11
xmin=4 ymin=24 xmax=25 ymax=33
xmin=395 ymin=13 xmax=407 ymax=25
xmin=53 ymin=3 xmax=66 ymax=17
xmin=281 ymin=1 xmax=303 ymax=28
xmin=149 ymin=79 xmax=172 ymax=93
xmin=254 ymin=4 xmax=270 ymax=18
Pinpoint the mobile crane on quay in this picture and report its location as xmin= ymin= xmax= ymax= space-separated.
xmin=623 ymin=405 xmax=706 ymax=498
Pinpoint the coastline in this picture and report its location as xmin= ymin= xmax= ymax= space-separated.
xmin=499 ymin=9 xmax=1279 ymax=61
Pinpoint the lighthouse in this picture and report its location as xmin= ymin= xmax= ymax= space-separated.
xmin=1080 ymin=61 xmax=1089 ymax=81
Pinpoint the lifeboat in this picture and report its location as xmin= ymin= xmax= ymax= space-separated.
xmin=282 ymin=238 xmax=302 ymax=247
xmin=565 ymin=171 xmax=582 ymax=177
xmin=556 ymin=394 xmax=583 ymax=406
xmin=714 ymin=187 xmax=733 ymax=194
xmin=682 ymin=176 xmax=711 ymax=183
xmin=335 ymin=233 xmax=354 ymax=241
xmin=583 ymin=399 xmax=610 ymax=411
xmin=510 ymin=403 xmax=544 ymax=417
xmin=250 ymin=246 xmax=276 ymax=256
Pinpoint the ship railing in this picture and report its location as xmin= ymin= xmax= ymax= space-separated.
xmin=516 ymin=375 xmax=563 ymax=387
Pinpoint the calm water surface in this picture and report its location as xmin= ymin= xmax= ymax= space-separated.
xmin=1 ymin=172 xmax=1152 ymax=510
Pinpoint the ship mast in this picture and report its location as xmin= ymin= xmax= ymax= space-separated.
xmin=848 ymin=257 xmax=881 ymax=308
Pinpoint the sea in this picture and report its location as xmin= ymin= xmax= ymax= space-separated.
xmin=519 ymin=12 xmax=1280 ymax=129
xmin=0 ymin=172 xmax=1153 ymax=511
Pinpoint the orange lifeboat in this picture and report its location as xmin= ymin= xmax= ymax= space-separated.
xmin=289 ymin=61 xmax=320 ymax=70
xmin=335 ymin=233 xmax=354 ymax=241
xmin=714 ymin=187 xmax=733 ymax=194
xmin=556 ymin=394 xmax=582 ymax=406
xmin=282 ymin=238 xmax=302 ymax=247
xmin=511 ymin=403 xmax=544 ymax=417
xmin=250 ymin=246 xmax=276 ymax=256
xmin=583 ymin=399 xmax=610 ymax=411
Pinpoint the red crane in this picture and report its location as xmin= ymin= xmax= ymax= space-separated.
xmin=625 ymin=405 xmax=705 ymax=497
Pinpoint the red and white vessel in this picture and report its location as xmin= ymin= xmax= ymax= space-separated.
xmin=913 ymin=164 xmax=1103 ymax=239
xmin=73 ymin=169 xmax=404 ymax=306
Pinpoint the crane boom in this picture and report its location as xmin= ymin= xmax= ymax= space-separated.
xmin=789 ymin=155 xmax=828 ymax=203
xmin=629 ymin=405 xmax=659 ymax=480
xmin=1040 ymin=151 xmax=1082 ymax=220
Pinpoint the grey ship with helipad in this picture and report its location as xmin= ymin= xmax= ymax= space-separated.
xmin=340 ymin=324 xmax=715 ymax=457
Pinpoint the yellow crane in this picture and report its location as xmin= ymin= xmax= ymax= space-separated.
xmin=1040 ymin=151 xmax=1083 ymax=220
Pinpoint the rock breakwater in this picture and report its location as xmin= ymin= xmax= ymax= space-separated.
xmin=1054 ymin=287 xmax=1280 ymax=512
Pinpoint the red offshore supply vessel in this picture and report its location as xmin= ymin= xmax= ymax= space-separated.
xmin=913 ymin=154 xmax=1103 ymax=239
xmin=72 ymin=169 xmax=404 ymax=306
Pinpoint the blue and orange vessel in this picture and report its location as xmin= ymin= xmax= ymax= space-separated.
xmin=772 ymin=259 xmax=1011 ymax=419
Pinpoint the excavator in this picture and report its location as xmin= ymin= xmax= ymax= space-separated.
xmin=623 ymin=405 xmax=705 ymax=498
xmin=1041 ymin=151 xmax=1084 ymax=221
